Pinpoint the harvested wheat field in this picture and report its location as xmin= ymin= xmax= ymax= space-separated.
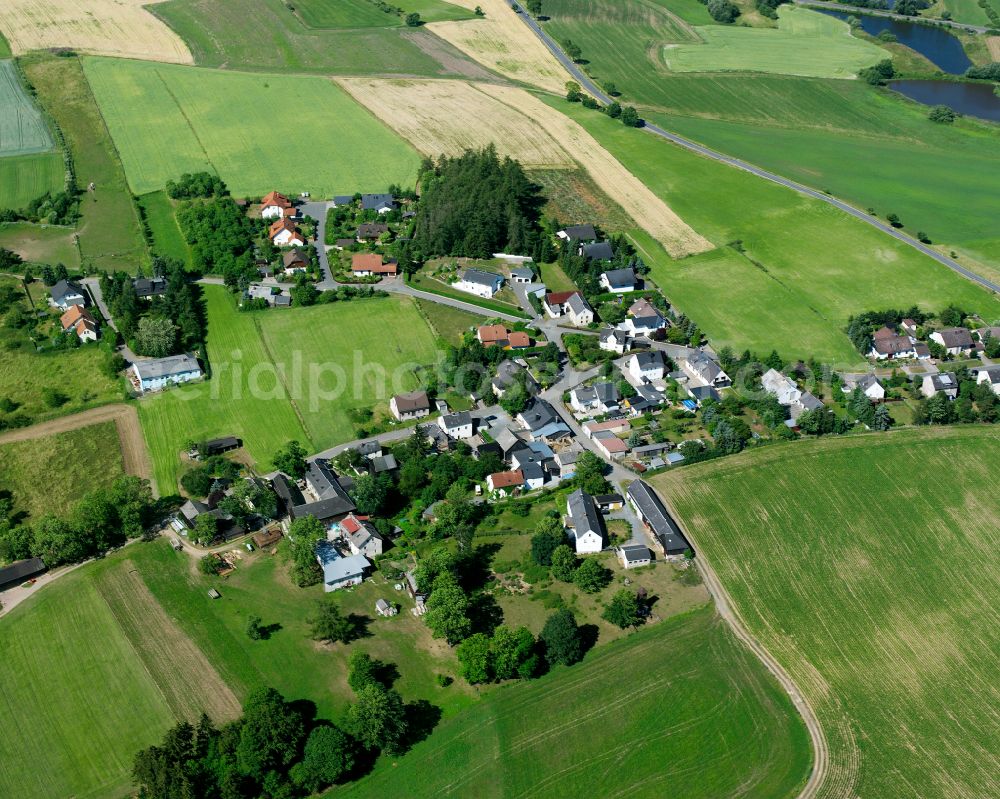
xmin=426 ymin=0 xmax=573 ymax=93
xmin=0 ymin=0 xmax=192 ymax=63
xmin=339 ymin=78 xmax=711 ymax=257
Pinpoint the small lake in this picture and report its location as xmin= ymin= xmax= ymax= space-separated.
xmin=817 ymin=9 xmax=972 ymax=74
xmin=890 ymin=79 xmax=1000 ymax=122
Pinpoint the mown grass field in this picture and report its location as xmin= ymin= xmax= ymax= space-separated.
xmin=137 ymin=190 xmax=191 ymax=265
xmin=154 ymin=0 xmax=490 ymax=77
xmin=934 ymin=0 xmax=993 ymax=25
xmin=0 ymin=59 xmax=54 ymax=155
xmin=338 ymin=604 xmax=811 ymax=799
xmin=0 ymin=550 xmax=239 ymax=799
xmin=294 ymin=0 xmax=474 ymax=27
xmin=0 ymin=421 xmax=124 ymax=521
xmin=655 ymin=426 xmax=1000 ymax=798
xmin=412 ymin=297 xmax=485 ymax=343
xmin=0 ymin=152 xmax=65 ymax=212
xmin=22 ymin=54 xmax=146 ymax=272
xmin=83 ymin=57 xmax=420 ymax=197
xmin=552 ymin=99 xmax=1000 ymax=362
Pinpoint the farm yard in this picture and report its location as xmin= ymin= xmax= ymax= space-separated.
xmin=655 ymin=426 xmax=1000 ymax=799
xmin=0 ymin=0 xmax=192 ymax=63
xmin=153 ymin=0 xmax=492 ymax=77
xmin=82 ymin=58 xmax=421 ymax=197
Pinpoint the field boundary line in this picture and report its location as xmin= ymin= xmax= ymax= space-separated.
xmin=654 ymin=486 xmax=830 ymax=799
xmin=251 ymin=315 xmax=316 ymax=450
xmin=152 ymin=67 xmax=219 ymax=177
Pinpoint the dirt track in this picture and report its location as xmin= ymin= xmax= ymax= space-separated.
xmin=0 ymin=404 xmax=156 ymax=495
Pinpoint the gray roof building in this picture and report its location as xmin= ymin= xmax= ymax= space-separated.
xmin=0 ymin=557 xmax=46 ymax=590
xmin=50 ymin=279 xmax=86 ymax=307
xmin=627 ymin=480 xmax=690 ymax=556
xmin=461 ymin=268 xmax=504 ymax=290
xmin=361 ymin=193 xmax=395 ymax=211
xmin=559 ymin=224 xmax=597 ymax=241
xmin=601 ymin=268 xmax=637 ymax=291
xmin=132 ymin=353 xmax=201 ymax=381
xmin=581 ymin=241 xmax=615 ymax=262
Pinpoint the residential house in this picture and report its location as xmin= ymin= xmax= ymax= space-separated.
xmin=0 ymin=557 xmax=46 ymax=591
xmin=49 ymin=280 xmax=86 ymax=310
xmin=624 ymin=384 xmax=665 ymax=416
xmin=510 ymin=267 xmax=534 ymax=284
xmin=570 ymin=382 xmax=620 ymax=415
xmin=332 ymin=195 xmax=354 ymax=207
xmin=869 ymin=335 xmax=918 ymax=361
xmin=687 ymin=385 xmax=720 ymax=405
xmin=921 ymin=372 xmax=959 ymax=400
xmin=455 ymin=269 xmax=504 ymax=298
xmin=930 ymin=327 xmax=975 ymax=356
xmin=761 ymin=368 xmax=823 ymax=420
xmin=975 ymin=326 xmax=1000 ymax=345
xmin=626 ymin=480 xmax=690 ymax=556
xmin=177 ymin=499 xmax=244 ymax=542
xmin=492 ymin=359 xmax=538 ymax=398
xmin=599 ymin=268 xmax=637 ymax=294
xmin=580 ymin=241 xmax=614 ymax=262
xmin=390 ymin=390 xmax=431 ymax=421
xmin=872 ymin=325 xmax=897 ymax=342
xmin=509 ymin=445 xmax=549 ymax=490
xmin=901 ymin=318 xmax=919 ymax=336
xmin=283 ymin=248 xmax=309 ymax=272
xmin=517 ymin=398 xmax=570 ymax=441
xmin=628 ymin=297 xmax=657 ymax=318
xmin=632 ymin=442 xmax=672 ymax=463
xmin=351 ymin=253 xmax=398 ymax=277
xmin=682 ymin=352 xmax=731 ymax=389
xmin=486 ymin=469 xmax=524 ymax=496
xmin=356 ymin=223 xmax=389 ymax=241
xmin=554 ymin=444 xmax=583 ymax=478
xmin=544 ymin=291 xmax=593 ymax=326
xmin=599 ymin=327 xmax=631 ymax=354
xmin=841 ymin=374 xmax=886 ymax=401
xmin=565 ymin=489 xmax=603 ymax=554
xmin=316 ymin=540 xmax=370 ymax=592
xmin=361 ymin=193 xmax=395 ymax=214
xmin=246 ymin=284 xmax=290 ymax=307
xmin=131 ymin=353 xmax=202 ymax=393
xmin=260 ymin=191 xmax=294 ymax=219
xmin=275 ymin=460 xmax=357 ymax=524
xmin=60 ymin=304 xmax=99 ymax=342
xmin=621 ymin=312 xmax=666 ymax=337
xmin=973 ymin=364 xmax=1000 ymax=396
xmin=627 ymin=351 xmax=665 ymax=383
xmin=477 ymin=324 xmax=509 ymax=347
xmin=269 ymin=218 xmax=305 ymax=247
xmin=507 ymin=331 xmax=531 ymax=349
xmin=334 ymin=238 xmax=355 ymax=250
xmin=341 ymin=514 xmax=383 ymax=558
xmin=557 ymin=224 xmax=597 ymax=242
xmin=617 ymin=544 xmax=651 ymax=569
xmin=134 ymin=276 xmax=167 ymax=298
xmin=438 ymin=411 xmax=474 ymax=439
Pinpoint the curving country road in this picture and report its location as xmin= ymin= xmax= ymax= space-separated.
xmin=508 ymin=0 xmax=1000 ymax=295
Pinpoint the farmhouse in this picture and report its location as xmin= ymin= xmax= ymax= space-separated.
xmin=438 ymin=411 xmax=474 ymax=439
xmin=340 ymin=514 xmax=384 ymax=558
xmin=544 ymin=291 xmax=593 ymax=326
xmin=357 ymin=223 xmax=389 ymax=241
xmin=390 ymin=390 xmax=431 ymax=421
xmin=921 ymin=372 xmax=959 ymax=400
xmin=627 ymin=480 xmax=690 ymax=556
xmin=0 ymin=557 xmax=46 ymax=591
xmin=134 ymin=276 xmax=167 ymax=298
xmin=316 ymin=540 xmax=370 ymax=592
xmin=486 ymin=469 xmax=524 ymax=495
xmin=599 ymin=268 xmax=637 ymax=294
xmin=599 ymin=327 xmax=631 ymax=354
xmin=565 ymin=489 xmax=603 ymax=554
xmin=580 ymin=241 xmax=614 ymax=262
xmin=361 ymin=193 xmax=396 ymax=214
xmin=973 ymin=365 xmax=1000 ymax=396
xmin=269 ymin=218 xmax=305 ymax=247
xmin=557 ymin=224 xmax=597 ymax=242
xmin=570 ymin=382 xmax=620 ymax=415
xmin=869 ymin=334 xmax=918 ymax=361
xmin=682 ymin=352 xmax=731 ymax=389
xmin=60 ymin=304 xmax=100 ymax=342
xmin=131 ymin=353 xmax=202 ymax=393
xmin=48 ymin=280 xmax=86 ymax=310
xmin=260 ymin=191 xmax=294 ymax=219
xmin=351 ymin=253 xmax=398 ymax=277
xmin=454 ymin=269 xmax=504 ymax=298
xmin=930 ymin=327 xmax=974 ymax=356
xmin=617 ymin=544 xmax=651 ymax=569
xmin=627 ymin=351 xmax=665 ymax=383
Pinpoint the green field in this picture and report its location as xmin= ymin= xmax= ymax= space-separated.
xmin=83 ymin=57 xmax=421 ymax=197
xmin=0 ymin=221 xmax=79 ymax=267
xmin=551 ymin=99 xmax=1000 ymax=363
xmin=0 ymin=60 xmax=53 ymax=155
xmin=295 ymin=0 xmax=474 ymax=27
xmin=413 ymin=298 xmax=487 ymax=343
xmin=137 ymin=190 xmax=192 ymax=265
xmin=138 ymin=287 xmax=443 ymax=491
xmin=933 ymin=0 xmax=993 ymax=24
xmin=339 ymin=604 xmax=811 ymax=798
xmin=21 ymin=54 xmax=146 ymax=273
xmin=655 ymin=426 xmax=1000 ymax=798
xmin=0 ymin=152 xmax=65 ymax=212
xmin=0 ymin=422 xmax=124 ymax=521
xmin=154 ymin=0 xmax=490 ymax=76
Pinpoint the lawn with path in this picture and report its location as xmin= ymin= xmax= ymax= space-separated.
xmin=654 ymin=426 xmax=1000 ymax=798
xmin=137 ymin=189 xmax=192 ymax=266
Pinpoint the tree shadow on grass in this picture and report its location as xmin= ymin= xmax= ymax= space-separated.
xmin=400 ymin=699 xmax=442 ymax=753
xmin=258 ymin=621 xmax=282 ymax=639
xmin=458 ymin=542 xmax=502 ymax=591
xmin=579 ymin=623 xmax=600 ymax=657
xmin=347 ymin=613 xmax=374 ymax=641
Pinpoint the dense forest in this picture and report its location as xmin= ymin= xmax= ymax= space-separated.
xmin=176 ymin=198 xmax=257 ymax=288
xmin=412 ymin=147 xmax=543 ymax=259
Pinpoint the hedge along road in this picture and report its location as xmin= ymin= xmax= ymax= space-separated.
xmin=508 ymin=0 xmax=1000 ymax=296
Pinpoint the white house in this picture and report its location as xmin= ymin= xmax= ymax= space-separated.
xmin=761 ymin=368 xmax=823 ymax=419
xmin=621 ymin=313 xmax=666 ymax=337
xmin=599 ymin=268 xmax=637 ymax=294
xmin=131 ymin=353 xmax=203 ymax=393
xmin=361 ymin=193 xmax=396 ymax=214
xmin=269 ymin=218 xmax=305 ymax=247
xmin=921 ymin=372 xmax=959 ymax=400
xmin=627 ymin=351 xmax=665 ymax=383
xmin=438 ymin=411 xmax=474 ymax=439
xmin=682 ymin=352 xmax=731 ymax=389
xmin=316 ymin=540 xmax=370 ymax=592
xmin=49 ymin=280 xmax=86 ymax=310
xmin=599 ymin=327 xmax=631 ymax=354
xmin=617 ymin=543 xmax=651 ymax=569
xmin=570 ymin=382 xmax=619 ymax=415
xmin=973 ymin=364 xmax=1000 ymax=396
xmin=565 ymin=489 xmax=603 ymax=554
xmin=868 ymin=334 xmax=918 ymax=361
xmin=841 ymin=374 xmax=886 ymax=401
xmin=509 ymin=267 xmax=534 ymax=284
xmin=486 ymin=469 xmax=524 ymax=496
xmin=454 ymin=268 xmax=504 ymax=298
xmin=930 ymin=327 xmax=975 ymax=356
xmin=544 ymin=291 xmax=593 ymax=326
xmin=389 ymin=391 xmax=430 ymax=421
xmin=340 ymin=514 xmax=383 ymax=558
xmin=260 ymin=191 xmax=294 ymax=219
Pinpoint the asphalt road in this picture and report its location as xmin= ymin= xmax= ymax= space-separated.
xmin=382 ymin=278 xmax=527 ymax=322
xmin=508 ymin=0 xmax=1000 ymax=296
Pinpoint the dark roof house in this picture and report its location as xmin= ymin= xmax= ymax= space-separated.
xmin=626 ymin=480 xmax=690 ymax=556
xmin=0 ymin=557 xmax=46 ymax=590
xmin=580 ymin=241 xmax=615 ymax=262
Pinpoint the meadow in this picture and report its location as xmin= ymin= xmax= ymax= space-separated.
xmin=83 ymin=58 xmax=421 ymax=197
xmin=0 ymin=153 xmax=64 ymax=212
xmin=0 ymin=59 xmax=54 ymax=155
xmin=21 ymin=54 xmax=146 ymax=273
xmin=137 ymin=190 xmax=192 ymax=265
xmin=552 ymin=99 xmax=1000 ymax=362
xmin=338 ymin=604 xmax=811 ymax=798
xmin=413 ymin=298 xmax=488 ymax=343
xmin=153 ymin=0 xmax=492 ymax=78
xmin=0 ymin=421 xmax=124 ymax=521
xmin=654 ymin=426 xmax=1000 ymax=798
xmin=294 ymin=0 xmax=475 ymax=27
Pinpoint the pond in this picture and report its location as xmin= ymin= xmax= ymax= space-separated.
xmin=890 ymin=79 xmax=1000 ymax=122
xmin=817 ymin=9 xmax=972 ymax=74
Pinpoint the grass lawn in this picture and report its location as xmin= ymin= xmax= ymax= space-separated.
xmin=83 ymin=57 xmax=420 ymax=197
xmin=654 ymin=426 xmax=1000 ymax=798
xmin=21 ymin=54 xmax=146 ymax=273
xmin=0 ymin=221 xmax=79 ymax=267
xmin=0 ymin=345 xmax=123 ymax=422
xmin=137 ymin=190 xmax=192 ymax=266
xmin=154 ymin=0 xmax=486 ymax=76
xmin=934 ymin=0 xmax=993 ymax=24
xmin=294 ymin=0 xmax=474 ymax=27
xmin=552 ymin=99 xmax=1000 ymax=363
xmin=337 ymin=603 xmax=811 ymax=798
xmin=413 ymin=297 xmax=486 ymax=343
xmin=538 ymin=260 xmax=578 ymax=293
xmin=0 ymin=421 xmax=124 ymax=521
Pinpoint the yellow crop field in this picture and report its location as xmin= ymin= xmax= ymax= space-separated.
xmin=426 ymin=0 xmax=573 ymax=93
xmin=0 ymin=0 xmax=192 ymax=63
xmin=338 ymin=78 xmax=712 ymax=258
